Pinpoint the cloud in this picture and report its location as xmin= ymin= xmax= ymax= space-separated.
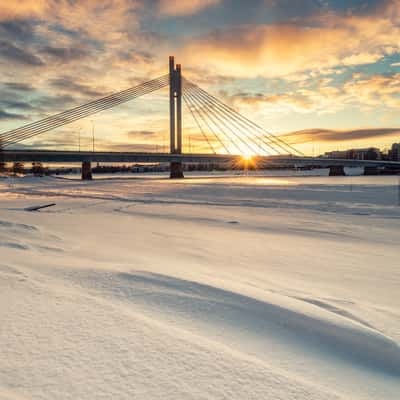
xmin=49 ymin=1 xmax=140 ymax=42
xmin=179 ymin=3 xmax=400 ymax=78
xmin=0 ymin=100 xmax=34 ymax=111
xmin=0 ymin=40 xmax=44 ymax=66
xmin=127 ymin=130 xmax=158 ymax=138
xmin=230 ymin=72 xmax=400 ymax=115
xmin=158 ymin=0 xmax=221 ymax=17
xmin=231 ymin=85 xmax=345 ymax=115
xmin=40 ymin=46 xmax=89 ymax=62
xmin=104 ymin=143 xmax=163 ymax=152
xmin=344 ymin=73 xmax=400 ymax=107
xmin=48 ymin=77 xmax=105 ymax=98
xmin=34 ymin=94 xmax=77 ymax=110
xmin=0 ymin=109 xmax=27 ymax=120
xmin=0 ymin=1 xmax=160 ymax=112
xmin=280 ymin=128 xmax=400 ymax=145
xmin=232 ymin=92 xmax=315 ymax=112
xmin=24 ymin=130 xmax=166 ymax=152
xmin=23 ymin=129 xmax=79 ymax=148
xmin=4 ymin=82 xmax=35 ymax=92
xmin=0 ymin=1 xmax=49 ymax=21
xmin=0 ymin=20 xmax=38 ymax=43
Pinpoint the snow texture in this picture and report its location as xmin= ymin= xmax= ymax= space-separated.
xmin=1 ymin=173 xmax=399 ymax=399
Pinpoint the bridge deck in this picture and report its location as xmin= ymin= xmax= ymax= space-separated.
xmin=1 ymin=150 xmax=400 ymax=168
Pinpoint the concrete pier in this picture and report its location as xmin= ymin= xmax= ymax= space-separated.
xmin=329 ymin=165 xmax=346 ymax=176
xmin=169 ymin=57 xmax=185 ymax=178
xmin=170 ymin=162 xmax=184 ymax=179
xmin=81 ymin=161 xmax=92 ymax=180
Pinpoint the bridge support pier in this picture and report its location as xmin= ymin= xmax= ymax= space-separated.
xmin=170 ymin=162 xmax=184 ymax=179
xmin=169 ymin=56 xmax=185 ymax=179
xmin=81 ymin=161 xmax=92 ymax=180
xmin=364 ymin=166 xmax=379 ymax=175
xmin=329 ymin=165 xmax=346 ymax=176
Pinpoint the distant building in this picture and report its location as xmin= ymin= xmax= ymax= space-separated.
xmin=324 ymin=147 xmax=381 ymax=160
xmin=323 ymin=150 xmax=348 ymax=159
xmin=388 ymin=143 xmax=400 ymax=161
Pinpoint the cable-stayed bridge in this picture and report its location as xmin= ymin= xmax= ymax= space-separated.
xmin=1 ymin=56 xmax=399 ymax=179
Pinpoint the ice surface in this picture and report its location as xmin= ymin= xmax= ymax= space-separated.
xmin=1 ymin=173 xmax=399 ymax=399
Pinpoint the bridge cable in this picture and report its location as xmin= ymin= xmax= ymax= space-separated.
xmin=185 ymin=80 xmax=286 ymax=155
xmin=0 ymin=74 xmax=169 ymax=144
xmin=182 ymin=88 xmax=231 ymax=154
xmin=187 ymin=85 xmax=282 ymax=156
xmin=183 ymin=87 xmax=235 ymax=154
xmin=198 ymin=83 xmax=304 ymax=155
xmin=1 ymin=75 xmax=169 ymax=147
xmin=184 ymin=79 xmax=304 ymax=156
xmin=0 ymin=75 xmax=169 ymax=147
xmin=185 ymin=84 xmax=276 ymax=156
xmin=181 ymin=91 xmax=217 ymax=154
xmin=1 ymin=76 xmax=169 ymax=144
xmin=184 ymin=86 xmax=261 ymax=155
xmin=183 ymin=87 xmax=243 ymax=154
xmin=0 ymin=78 xmax=169 ymax=147
xmin=183 ymin=91 xmax=230 ymax=155
xmin=186 ymin=84 xmax=275 ymax=156
xmin=185 ymin=79 xmax=297 ymax=155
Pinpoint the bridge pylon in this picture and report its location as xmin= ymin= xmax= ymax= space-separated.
xmin=169 ymin=56 xmax=184 ymax=178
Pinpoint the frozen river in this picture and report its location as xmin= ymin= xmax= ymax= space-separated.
xmin=1 ymin=173 xmax=399 ymax=399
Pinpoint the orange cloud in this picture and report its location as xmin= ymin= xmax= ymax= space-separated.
xmin=179 ymin=4 xmax=400 ymax=78
xmin=0 ymin=1 xmax=140 ymax=39
xmin=233 ymin=92 xmax=316 ymax=113
xmin=280 ymin=128 xmax=400 ymax=145
xmin=0 ymin=0 xmax=159 ymax=100
xmin=344 ymin=73 xmax=400 ymax=107
xmin=229 ymin=71 xmax=400 ymax=118
xmin=0 ymin=1 xmax=49 ymax=20
xmin=158 ymin=0 xmax=221 ymax=17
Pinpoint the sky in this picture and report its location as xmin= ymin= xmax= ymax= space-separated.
xmin=0 ymin=0 xmax=400 ymax=155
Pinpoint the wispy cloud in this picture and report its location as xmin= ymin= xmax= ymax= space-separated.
xmin=158 ymin=0 xmax=221 ymax=17
xmin=4 ymin=82 xmax=35 ymax=92
xmin=280 ymin=128 xmax=400 ymax=144
xmin=231 ymin=72 xmax=400 ymax=115
xmin=0 ymin=40 xmax=44 ymax=66
xmin=48 ymin=77 xmax=106 ymax=98
xmin=127 ymin=130 xmax=158 ymax=138
xmin=0 ymin=109 xmax=28 ymax=121
xmin=0 ymin=1 xmax=49 ymax=21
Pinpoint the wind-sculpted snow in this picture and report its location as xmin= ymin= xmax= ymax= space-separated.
xmin=57 ymin=269 xmax=400 ymax=375
xmin=0 ymin=268 xmax=343 ymax=400
xmin=0 ymin=218 xmax=64 ymax=254
xmin=0 ymin=174 xmax=399 ymax=399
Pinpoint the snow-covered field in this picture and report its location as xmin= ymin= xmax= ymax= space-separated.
xmin=1 ymin=173 xmax=399 ymax=399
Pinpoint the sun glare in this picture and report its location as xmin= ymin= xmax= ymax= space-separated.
xmin=241 ymin=154 xmax=253 ymax=161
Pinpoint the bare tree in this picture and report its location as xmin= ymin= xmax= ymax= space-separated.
xmin=12 ymin=162 xmax=25 ymax=175
xmin=32 ymin=162 xmax=45 ymax=176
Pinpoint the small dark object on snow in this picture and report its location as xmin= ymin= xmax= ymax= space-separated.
xmin=25 ymin=203 xmax=56 ymax=212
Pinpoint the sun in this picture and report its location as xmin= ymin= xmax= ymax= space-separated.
xmin=241 ymin=153 xmax=253 ymax=162
xmin=237 ymin=153 xmax=258 ymax=171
